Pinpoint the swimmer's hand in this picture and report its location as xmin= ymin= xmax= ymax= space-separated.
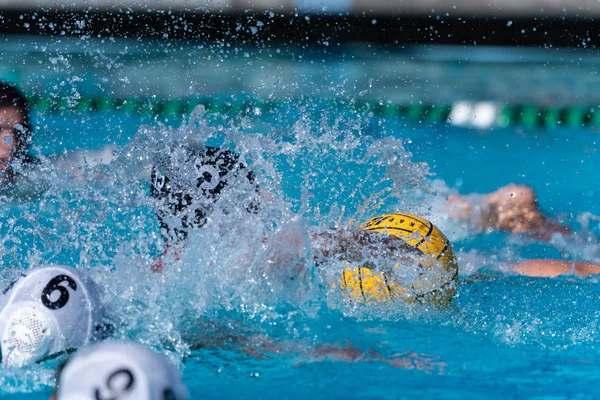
xmin=150 ymin=257 xmax=165 ymax=273
xmin=150 ymin=244 xmax=182 ymax=273
xmin=51 ymin=145 xmax=118 ymax=182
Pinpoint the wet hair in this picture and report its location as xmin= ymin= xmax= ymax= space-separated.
xmin=0 ymin=81 xmax=31 ymax=158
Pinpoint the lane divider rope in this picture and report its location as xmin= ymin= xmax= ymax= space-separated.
xmin=29 ymin=95 xmax=600 ymax=129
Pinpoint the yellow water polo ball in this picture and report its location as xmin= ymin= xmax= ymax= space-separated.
xmin=340 ymin=213 xmax=459 ymax=307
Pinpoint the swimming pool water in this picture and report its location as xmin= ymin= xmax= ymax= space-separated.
xmin=1 ymin=36 xmax=600 ymax=399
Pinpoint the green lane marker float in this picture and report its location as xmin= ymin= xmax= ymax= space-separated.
xmin=543 ymin=108 xmax=561 ymax=129
xmin=27 ymin=95 xmax=600 ymax=129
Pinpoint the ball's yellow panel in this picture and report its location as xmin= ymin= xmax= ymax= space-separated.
xmin=363 ymin=213 xmax=447 ymax=258
xmin=340 ymin=266 xmax=410 ymax=303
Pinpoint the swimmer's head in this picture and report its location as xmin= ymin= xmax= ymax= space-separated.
xmin=0 ymin=265 xmax=109 ymax=367
xmin=0 ymin=82 xmax=31 ymax=160
xmin=54 ymin=341 xmax=189 ymax=400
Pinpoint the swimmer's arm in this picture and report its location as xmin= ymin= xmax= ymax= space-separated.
xmin=311 ymin=228 xmax=366 ymax=265
xmin=49 ymin=145 xmax=120 ymax=181
xmin=513 ymin=259 xmax=600 ymax=277
xmin=189 ymin=330 xmax=445 ymax=373
xmin=187 ymin=322 xmax=283 ymax=360
xmin=310 ymin=341 xmax=446 ymax=373
xmin=311 ymin=228 xmax=411 ymax=264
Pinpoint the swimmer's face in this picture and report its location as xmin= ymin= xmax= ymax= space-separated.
xmin=0 ymin=107 xmax=23 ymax=160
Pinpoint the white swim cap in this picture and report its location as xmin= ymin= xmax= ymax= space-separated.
xmin=0 ymin=265 xmax=106 ymax=366
xmin=56 ymin=341 xmax=189 ymax=400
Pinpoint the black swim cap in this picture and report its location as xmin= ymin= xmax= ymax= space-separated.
xmin=150 ymin=146 xmax=259 ymax=244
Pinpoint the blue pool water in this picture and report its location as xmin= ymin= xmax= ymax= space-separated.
xmin=1 ymin=37 xmax=600 ymax=399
